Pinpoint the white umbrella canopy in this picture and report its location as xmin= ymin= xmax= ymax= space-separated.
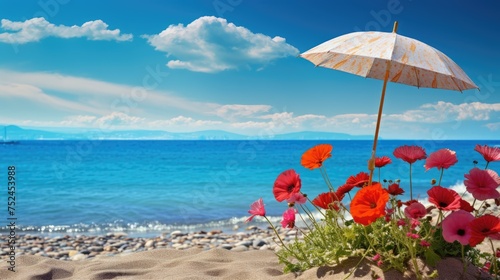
xmin=300 ymin=22 xmax=478 ymax=184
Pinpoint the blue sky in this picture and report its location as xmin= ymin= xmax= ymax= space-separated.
xmin=0 ymin=0 xmax=499 ymax=139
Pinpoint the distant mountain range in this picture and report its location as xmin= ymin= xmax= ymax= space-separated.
xmin=1 ymin=125 xmax=373 ymax=140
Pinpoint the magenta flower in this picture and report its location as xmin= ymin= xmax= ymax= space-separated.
xmin=286 ymin=192 xmax=307 ymax=204
xmin=442 ymin=210 xmax=474 ymax=245
xmin=464 ymin=168 xmax=500 ymax=201
xmin=281 ymin=208 xmax=296 ymax=229
xmin=393 ymin=145 xmax=427 ymax=164
xmin=404 ymin=202 xmax=427 ymax=220
xmin=424 ymin=148 xmax=458 ymax=171
xmin=420 ymin=240 xmax=431 ymax=248
xmin=475 ymin=144 xmax=500 ymax=163
xmin=246 ymin=198 xmax=266 ymax=222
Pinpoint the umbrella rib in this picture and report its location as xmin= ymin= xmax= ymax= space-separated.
xmin=412 ymin=67 xmax=420 ymax=88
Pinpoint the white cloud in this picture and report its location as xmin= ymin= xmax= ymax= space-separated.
xmin=94 ymin=112 xmax=144 ymax=127
xmin=0 ymin=69 xmax=219 ymax=116
xmin=150 ymin=116 xmax=223 ymax=128
xmin=0 ymin=17 xmax=132 ymax=44
xmin=214 ymin=104 xmax=271 ymax=119
xmin=388 ymin=101 xmax=500 ymax=123
xmin=143 ymin=16 xmax=299 ymax=73
xmin=486 ymin=122 xmax=500 ymax=131
xmin=0 ymin=82 xmax=105 ymax=114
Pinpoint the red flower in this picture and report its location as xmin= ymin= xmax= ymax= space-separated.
xmin=375 ymin=156 xmax=392 ymax=168
xmin=345 ymin=172 xmax=370 ymax=188
xmin=301 ymin=144 xmax=333 ymax=170
xmin=350 ymin=183 xmax=389 ymax=226
xmin=336 ymin=184 xmax=354 ymax=197
xmin=464 ymin=168 xmax=500 ymax=201
xmin=273 ymin=169 xmax=302 ymax=202
xmin=427 ymin=186 xmax=461 ymax=211
xmin=281 ymin=208 xmax=296 ymax=229
xmin=469 ymin=214 xmax=500 ymax=247
xmin=424 ymin=149 xmax=458 ymax=171
xmin=386 ymin=183 xmax=404 ymax=196
xmin=404 ymin=202 xmax=427 ymax=220
xmin=475 ymin=144 xmax=500 ymax=163
xmin=393 ymin=145 xmax=427 ymax=164
xmin=312 ymin=192 xmax=344 ymax=211
xmin=459 ymin=199 xmax=474 ymax=212
xmin=246 ymin=198 xmax=266 ymax=222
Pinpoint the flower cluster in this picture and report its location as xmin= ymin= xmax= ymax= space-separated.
xmin=246 ymin=143 xmax=500 ymax=278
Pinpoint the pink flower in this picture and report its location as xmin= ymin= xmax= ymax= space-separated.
xmin=397 ymin=219 xmax=406 ymax=227
xmin=442 ymin=210 xmax=474 ymax=245
xmin=427 ymin=186 xmax=461 ymax=211
xmin=424 ymin=149 xmax=458 ymax=171
xmin=404 ymin=202 xmax=427 ymax=220
xmin=407 ymin=233 xmax=420 ymax=239
xmin=375 ymin=156 xmax=392 ymax=168
xmin=246 ymin=198 xmax=266 ymax=222
xmin=393 ymin=145 xmax=427 ymax=164
xmin=371 ymin=253 xmax=381 ymax=261
xmin=475 ymin=144 xmax=500 ymax=163
xmin=410 ymin=219 xmax=421 ymax=230
xmin=281 ymin=208 xmax=296 ymax=229
xmin=464 ymin=168 xmax=500 ymax=201
xmin=286 ymin=192 xmax=307 ymax=204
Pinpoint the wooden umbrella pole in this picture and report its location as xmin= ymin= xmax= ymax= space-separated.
xmin=368 ymin=21 xmax=398 ymax=185
xmin=368 ymin=65 xmax=390 ymax=185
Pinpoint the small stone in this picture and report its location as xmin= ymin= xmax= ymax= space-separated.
xmin=220 ymin=244 xmax=233 ymax=250
xmin=208 ymin=230 xmax=222 ymax=235
xmin=252 ymin=239 xmax=267 ymax=247
xmin=68 ymin=250 xmax=79 ymax=257
xmin=235 ymin=241 xmax=252 ymax=247
xmin=88 ymin=246 xmax=103 ymax=252
xmin=71 ymin=253 xmax=88 ymax=261
xmin=246 ymin=225 xmax=258 ymax=231
xmin=145 ymin=240 xmax=155 ymax=248
xmin=170 ymin=230 xmax=183 ymax=237
xmin=231 ymin=245 xmax=249 ymax=252
xmin=260 ymin=245 xmax=270 ymax=251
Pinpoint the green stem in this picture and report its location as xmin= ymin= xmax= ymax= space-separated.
xmin=263 ymin=216 xmax=291 ymax=252
xmin=490 ymin=239 xmax=498 ymax=279
xmin=343 ymin=248 xmax=371 ymax=280
xmin=486 ymin=161 xmax=490 ymax=170
xmin=378 ymin=167 xmax=381 ymax=183
xmin=409 ymin=163 xmax=413 ymax=200
xmin=438 ymin=168 xmax=444 ymax=186
xmin=320 ymin=166 xmax=335 ymax=193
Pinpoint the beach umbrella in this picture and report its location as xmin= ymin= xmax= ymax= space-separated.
xmin=300 ymin=21 xmax=478 ymax=184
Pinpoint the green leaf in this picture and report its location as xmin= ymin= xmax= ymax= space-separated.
xmin=424 ymin=249 xmax=441 ymax=267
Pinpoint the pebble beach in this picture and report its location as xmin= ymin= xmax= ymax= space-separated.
xmin=0 ymin=226 xmax=303 ymax=262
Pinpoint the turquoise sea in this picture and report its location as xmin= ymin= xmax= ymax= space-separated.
xmin=1 ymin=140 xmax=499 ymax=237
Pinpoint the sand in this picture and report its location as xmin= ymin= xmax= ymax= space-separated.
xmin=0 ymin=245 xmax=495 ymax=280
xmin=1 ymin=198 xmax=498 ymax=279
